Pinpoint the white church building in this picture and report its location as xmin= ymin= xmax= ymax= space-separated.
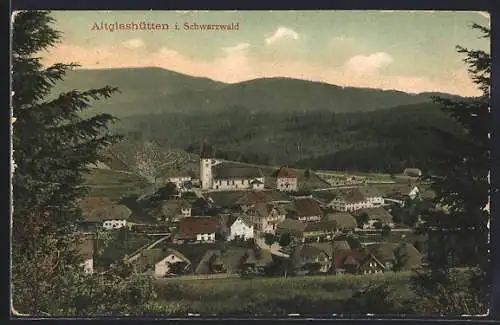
xmin=200 ymin=141 xmax=265 ymax=191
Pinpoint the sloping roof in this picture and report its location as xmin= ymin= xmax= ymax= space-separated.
xmin=332 ymin=240 xmax=351 ymax=252
xmin=213 ymin=163 xmax=263 ymax=180
xmin=294 ymin=198 xmax=323 ymax=217
xmin=395 ymin=243 xmax=423 ymax=270
xmin=229 ymin=215 xmax=254 ymax=228
xmin=333 ymin=249 xmax=367 ymax=268
xmin=79 ymin=238 xmax=94 ymax=259
xmin=177 ymin=217 xmax=218 ymax=238
xmin=367 ymin=242 xmax=397 ymax=262
xmin=304 ymin=220 xmax=337 ymax=233
xmin=403 ymin=168 xmax=422 ymax=176
xmin=292 ymin=244 xmax=328 ymax=266
xmin=275 ymin=167 xmax=297 ymax=179
xmin=254 ymin=202 xmax=284 ymax=218
xmin=139 ymin=248 xmax=190 ymax=267
xmin=265 ymin=190 xmax=293 ymax=202
xmin=359 ymin=186 xmax=382 ymax=198
xmin=309 ymin=242 xmax=335 ymax=258
xmin=353 ymin=207 xmax=393 ymax=223
xmin=158 ymin=199 xmax=191 ymax=215
xmin=324 ymin=213 xmax=357 ymax=229
xmin=312 ymin=191 xmax=337 ymax=204
xmin=207 ymin=191 xmax=244 ymax=208
xmin=236 ymin=191 xmax=272 ymax=206
xmin=276 ymin=219 xmax=307 ymax=236
xmin=331 ymin=188 xmax=366 ymax=203
xmin=84 ymin=204 xmax=132 ymax=222
xmin=162 ymin=168 xmax=192 ymax=179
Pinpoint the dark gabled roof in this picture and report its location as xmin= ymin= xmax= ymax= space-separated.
xmin=292 ymin=244 xmax=329 ymax=266
xmin=332 ymin=240 xmax=351 ymax=252
xmin=294 ymin=198 xmax=323 ymax=217
xmin=236 ymin=191 xmax=272 ymax=206
xmin=303 ymin=220 xmax=337 ymax=233
xmin=367 ymin=242 xmax=397 ymax=262
xmin=84 ymin=204 xmax=132 ymax=222
xmin=352 ymin=207 xmax=393 ymax=223
xmin=213 ymin=163 xmax=263 ymax=180
xmin=177 ymin=217 xmax=218 ymax=238
xmin=309 ymin=242 xmax=335 ymax=258
xmin=207 ymin=191 xmax=244 ymax=208
xmin=265 ymin=190 xmax=293 ymax=202
xmin=359 ymin=186 xmax=382 ymax=198
xmin=394 ymin=243 xmax=423 ymax=270
xmin=333 ymin=249 xmax=367 ymax=268
xmin=324 ymin=213 xmax=357 ymax=229
xmin=275 ymin=167 xmax=297 ymax=179
xmin=229 ymin=215 xmax=254 ymax=228
xmin=139 ymin=248 xmax=190 ymax=267
xmin=276 ymin=219 xmax=307 ymax=236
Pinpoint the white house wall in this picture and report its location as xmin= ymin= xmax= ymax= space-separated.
xmin=228 ymin=219 xmax=254 ymax=240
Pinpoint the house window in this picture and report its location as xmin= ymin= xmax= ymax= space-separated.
xmin=232 ymin=180 xmax=235 ymax=185
xmin=227 ymin=180 xmax=230 ymax=186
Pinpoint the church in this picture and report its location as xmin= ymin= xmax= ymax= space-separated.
xmin=199 ymin=141 xmax=265 ymax=191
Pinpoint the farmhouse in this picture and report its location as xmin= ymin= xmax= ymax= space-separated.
xmin=332 ymin=249 xmax=385 ymax=275
xmin=292 ymin=198 xmax=323 ymax=222
xmin=352 ymin=207 xmax=394 ymax=229
xmin=302 ymin=220 xmax=338 ymax=242
xmin=274 ymin=167 xmax=298 ymax=192
xmin=199 ymin=142 xmax=265 ymax=191
xmin=324 ymin=212 xmax=357 ymax=232
xmin=403 ymin=168 xmax=423 ymax=178
xmin=78 ymin=238 xmax=94 ymax=275
xmin=359 ymin=186 xmax=384 ymax=207
xmin=80 ymin=197 xmax=132 ymax=230
xmin=367 ymin=242 xmax=398 ymax=270
xmin=139 ymin=248 xmax=191 ymax=278
xmin=326 ymin=188 xmax=376 ymax=212
xmin=153 ymin=199 xmax=192 ymax=222
xmin=292 ymin=244 xmax=332 ymax=275
xmin=174 ymin=217 xmax=218 ymax=243
xmin=248 ymin=202 xmax=287 ymax=234
xmin=227 ymin=215 xmax=254 ymax=241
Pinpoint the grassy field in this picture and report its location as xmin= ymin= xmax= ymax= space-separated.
xmin=83 ymin=168 xmax=154 ymax=202
xmin=149 ymin=271 xmax=415 ymax=316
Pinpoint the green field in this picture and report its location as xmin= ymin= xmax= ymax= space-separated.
xmin=148 ymin=271 xmax=415 ymax=315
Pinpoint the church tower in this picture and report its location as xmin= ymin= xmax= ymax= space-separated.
xmin=200 ymin=139 xmax=213 ymax=190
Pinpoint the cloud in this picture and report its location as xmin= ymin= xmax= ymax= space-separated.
xmin=343 ymin=52 xmax=393 ymax=74
xmin=265 ymin=27 xmax=299 ymax=45
xmin=122 ymin=38 xmax=145 ymax=49
xmin=222 ymin=43 xmax=250 ymax=53
xmin=41 ymin=43 xmax=480 ymax=97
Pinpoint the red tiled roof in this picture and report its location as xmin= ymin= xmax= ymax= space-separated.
xmin=275 ymin=167 xmax=297 ymax=178
xmin=334 ymin=249 xmax=367 ymax=268
xmin=294 ymin=198 xmax=323 ymax=217
xmin=177 ymin=217 xmax=218 ymax=239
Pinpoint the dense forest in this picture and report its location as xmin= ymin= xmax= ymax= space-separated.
xmin=113 ymin=101 xmax=462 ymax=173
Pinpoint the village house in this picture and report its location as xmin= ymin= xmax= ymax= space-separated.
xmin=403 ymin=168 xmax=423 ymax=178
xmin=367 ymin=242 xmax=398 ymax=271
xmin=291 ymin=198 xmax=323 ymax=222
xmin=241 ymin=248 xmax=274 ymax=275
xmin=324 ymin=212 xmax=358 ymax=233
xmin=78 ymin=238 xmax=94 ymax=275
xmin=226 ymin=215 xmax=255 ymax=241
xmin=79 ymin=196 xmax=132 ymax=230
xmin=199 ymin=141 xmax=265 ymax=191
xmin=162 ymin=168 xmax=193 ymax=190
xmin=274 ymin=166 xmax=298 ymax=192
xmin=174 ymin=217 xmax=218 ymax=243
xmin=248 ymin=202 xmax=287 ymax=234
xmin=301 ymin=220 xmax=338 ymax=242
xmin=352 ymin=207 xmax=395 ymax=229
xmin=324 ymin=188 xmax=376 ymax=212
xmin=359 ymin=186 xmax=384 ymax=207
xmin=152 ymin=199 xmax=192 ymax=222
xmin=139 ymin=248 xmax=191 ymax=278
xmin=291 ymin=244 xmax=332 ymax=275
xmin=332 ymin=249 xmax=386 ymax=275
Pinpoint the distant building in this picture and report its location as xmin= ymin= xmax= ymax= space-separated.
xmin=138 ymin=248 xmax=191 ymax=278
xmin=79 ymin=197 xmax=132 ymax=230
xmin=324 ymin=188 xmax=379 ymax=212
xmin=199 ymin=140 xmax=265 ymax=191
xmin=274 ymin=167 xmax=298 ymax=192
xmin=152 ymin=199 xmax=192 ymax=222
xmin=248 ymin=202 xmax=287 ymax=234
xmin=174 ymin=217 xmax=218 ymax=243
xmin=162 ymin=168 xmax=192 ymax=189
xmin=292 ymin=198 xmax=324 ymax=222
xmin=227 ymin=215 xmax=254 ymax=241
xmin=403 ymin=168 xmax=423 ymax=178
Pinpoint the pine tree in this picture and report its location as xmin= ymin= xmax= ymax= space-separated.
xmin=412 ymin=23 xmax=490 ymax=314
xmin=11 ymin=11 xmax=156 ymax=316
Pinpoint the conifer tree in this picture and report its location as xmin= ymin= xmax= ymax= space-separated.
xmin=11 ymin=11 xmax=156 ymax=316
xmin=412 ymin=23 xmax=490 ymax=314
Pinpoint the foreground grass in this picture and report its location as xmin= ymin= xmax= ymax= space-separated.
xmin=148 ymin=271 xmax=415 ymax=316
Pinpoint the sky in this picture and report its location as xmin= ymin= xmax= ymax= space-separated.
xmin=43 ymin=10 xmax=490 ymax=96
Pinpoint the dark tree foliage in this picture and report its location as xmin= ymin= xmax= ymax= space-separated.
xmin=11 ymin=11 xmax=157 ymax=316
xmin=412 ymin=23 xmax=490 ymax=314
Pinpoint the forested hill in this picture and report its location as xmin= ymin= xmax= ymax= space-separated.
xmin=52 ymin=67 xmax=460 ymax=117
xmin=113 ymin=101 xmax=462 ymax=174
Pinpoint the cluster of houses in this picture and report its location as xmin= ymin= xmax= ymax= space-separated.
xmin=78 ymin=141 xmax=428 ymax=277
